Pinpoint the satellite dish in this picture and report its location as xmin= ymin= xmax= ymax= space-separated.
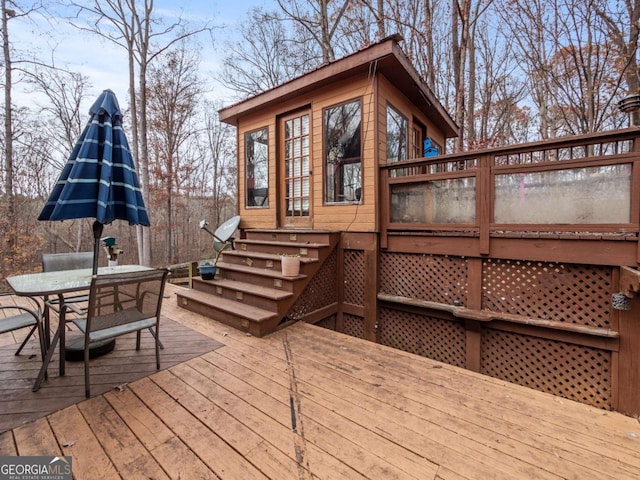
xmin=199 ymin=215 xmax=240 ymax=244
xmin=214 ymin=216 xmax=241 ymax=243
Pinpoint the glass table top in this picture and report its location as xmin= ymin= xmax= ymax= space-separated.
xmin=7 ymin=265 xmax=151 ymax=296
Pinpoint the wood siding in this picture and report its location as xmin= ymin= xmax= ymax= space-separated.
xmin=376 ymin=74 xmax=446 ymax=165
xmin=235 ymin=75 xmax=378 ymax=231
xmin=236 ymin=73 xmax=449 ymax=233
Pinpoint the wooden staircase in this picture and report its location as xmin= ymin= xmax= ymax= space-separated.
xmin=176 ymin=229 xmax=339 ymax=337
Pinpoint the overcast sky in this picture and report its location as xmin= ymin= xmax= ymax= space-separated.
xmin=11 ymin=0 xmax=266 ymax=114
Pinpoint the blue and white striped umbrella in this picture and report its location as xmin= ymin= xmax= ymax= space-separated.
xmin=38 ymin=89 xmax=149 ymax=273
xmin=38 ymin=89 xmax=150 ymax=226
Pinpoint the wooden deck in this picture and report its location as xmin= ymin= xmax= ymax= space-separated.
xmin=1 ymin=283 xmax=639 ymax=479
xmin=0 ymin=291 xmax=224 ymax=433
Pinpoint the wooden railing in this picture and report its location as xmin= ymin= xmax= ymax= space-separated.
xmin=380 ymin=128 xmax=640 ymax=259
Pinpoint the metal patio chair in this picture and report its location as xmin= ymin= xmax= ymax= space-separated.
xmin=42 ymin=252 xmax=164 ymax=351
xmin=41 ymin=252 xmax=94 ymax=349
xmin=72 ymin=268 xmax=169 ymax=397
xmin=0 ymin=295 xmax=46 ymax=360
xmin=42 ymin=251 xmax=94 ymax=311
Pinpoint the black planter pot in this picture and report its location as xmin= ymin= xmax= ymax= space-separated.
xmin=198 ymin=264 xmax=216 ymax=280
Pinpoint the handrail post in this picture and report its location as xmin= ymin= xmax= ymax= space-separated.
xmin=478 ymin=153 xmax=491 ymax=255
xmin=633 ymin=136 xmax=640 ymax=265
xmin=380 ymin=167 xmax=390 ymax=249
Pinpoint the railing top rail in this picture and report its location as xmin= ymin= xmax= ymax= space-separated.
xmin=380 ymin=127 xmax=640 ymax=171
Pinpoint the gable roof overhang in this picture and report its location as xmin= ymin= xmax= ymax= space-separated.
xmin=218 ymin=36 xmax=459 ymax=139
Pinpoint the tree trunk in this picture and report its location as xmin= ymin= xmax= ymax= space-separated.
xmin=2 ymin=0 xmax=16 ymax=271
xmin=139 ymin=63 xmax=152 ymax=266
xmin=376 ymin=0 xmax=385 ymax=39
xmin=466 ymin=24 xmax=476 ymax=147
xmin=452 ymin=0 xmax=469 ymax=152
xmin=424 ymin=0 xmax=436 ymax=89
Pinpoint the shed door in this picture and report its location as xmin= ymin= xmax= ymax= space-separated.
xmin=279 ymin=111 xmax=312 ymax=228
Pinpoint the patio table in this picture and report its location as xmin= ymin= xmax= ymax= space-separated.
xmin=7 ymin=264 xmax=152 ymax=391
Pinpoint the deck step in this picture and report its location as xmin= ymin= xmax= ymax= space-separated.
xmin=244 ymin=229 xmax=337 ymax=244
xmin=176 ymin=289 xmax=279 ymax=336
xmin=234 ymin=239 xmax=328 ymax=258
xmin=195 ymin=278 xmax=293 ymax=300
xmin=216 ymin=261 xmax=306 ymax=291
xmin=222 ymin=250 xmax=318 ymax=269
xmin=178 ymin=229 xmax=340 ymax=337
xmin=192 ymin=277 xmax=293 ymax=312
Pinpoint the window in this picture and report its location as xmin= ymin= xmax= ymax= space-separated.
xmin=284 ymin=114 xmax=310 ymax=216
xmin=411 ymin=119 xmax=426 ymax=158
xmin=324 ymin=99 xmax=362 ymax=203
xmin=386 ymin=104 xmax=408 ymax=162
xmin=245 ymin=128 xmax=269 ymax=207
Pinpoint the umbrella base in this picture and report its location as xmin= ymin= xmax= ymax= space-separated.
xmin=65 ymin=336 xmax=116 ymax=362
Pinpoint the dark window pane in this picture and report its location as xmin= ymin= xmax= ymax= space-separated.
xmin=324 ymin=100 xmax=362 ymax=203
xmin=387 ymin=105 xmax=408 ymax=162
xmin=245 ymin=128 xmax=269 ymax=207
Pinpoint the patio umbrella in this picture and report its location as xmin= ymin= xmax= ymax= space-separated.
xmin=38 ymin=89 xmax=150 ymax=274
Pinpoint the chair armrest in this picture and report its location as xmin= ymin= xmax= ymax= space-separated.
xmin=0 ymin=305 xmax=42 ymax=333
xmin=66 ymin=303 xmax=89 ymax=315
xmin=0 ymin=305 xmax=39 ymax=316
xmin=0 ymin=297 xmax=43 ymax=316
xmin=44 ymin=294 xmax=89 ymax=314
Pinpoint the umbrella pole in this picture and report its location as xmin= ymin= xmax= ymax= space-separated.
xmin=92 ymin=221 xmax=104 ymax=275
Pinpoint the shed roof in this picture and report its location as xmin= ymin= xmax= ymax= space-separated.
xmin=218 ymin=35 xmax=459 ymax=139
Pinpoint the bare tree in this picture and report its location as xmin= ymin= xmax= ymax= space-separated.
xmin=449 ymin=0 xmax=495 ymax=150
xmin=202 ymin=105 xmax=236 ymax=228
xmin=352 ymin=0 xmax=387 ymax=40
xmin=222 ymin=8 xmax=309 ymax=98
xmin=25 ymin=64 xmax=96 ymax=252
xmin=471 ymin=24 xmax=530 ymax=146
xmin=1 ymin=0 xmax=47 ymax=277
xmin=68 ymin=0 xmax=211 ymax=266
xmin=2 ymin=0 xmax=18 ymax=271
xmin=147 ymin=43 xmax=202 ymax=265
xmin=276 ymin=0 xmax=351 ymax=63
xmin=499 ymin=0 xmax=626 ymax=137
xmin=593 ymin=0 xmax=640 ymax=124
xmin=26 ymin=65 xmax=89 ymax=169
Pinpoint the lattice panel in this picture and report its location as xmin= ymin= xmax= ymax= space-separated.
xmin=344 ymin=249 xmax=365 ymax=306
xmin=314 ymin=315 xmax=336 ymax=330
xmin=378 ymin=307 xmax=466 ymax=367
xmin=344 ymin=314 xmax=365 ymax=338
xmin=287 ymin=249 xmax=338 ymax=320
xmin=380 ymin=253 xmax=468 ymax=305
xmin=482 ymin=259 xmax=612 ymax=328
xmin=480 ymin=328 xmax=611 ymax=409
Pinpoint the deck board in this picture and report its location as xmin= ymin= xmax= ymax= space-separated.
xmin=77 ymin=396 xmax=170 ymax=480
xmin=283 ymin=327 xmax=639 ymax=477
xmin=12 ymin=417 xmax=61 ymax=458
xmin=48 ymin=405 xmax=121 ymax=479
xmin=0 ymin=311 xmax=223 ymax=433
xmin=202 ymin=332 xmax=544 ymax=479
xmin=0 ymin=283 xmax=639 ymax=479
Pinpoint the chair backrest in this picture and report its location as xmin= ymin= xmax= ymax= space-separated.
xmin=42 ymin=252 xmax=94 ymax=272
xmin=85 ymin=269 xmax=168 ymax=335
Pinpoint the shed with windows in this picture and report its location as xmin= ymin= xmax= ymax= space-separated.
xmin=218 ymin=35 xmax=458 ymax=232
xmin=183 ymin=35 xmax=640 ymax=417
